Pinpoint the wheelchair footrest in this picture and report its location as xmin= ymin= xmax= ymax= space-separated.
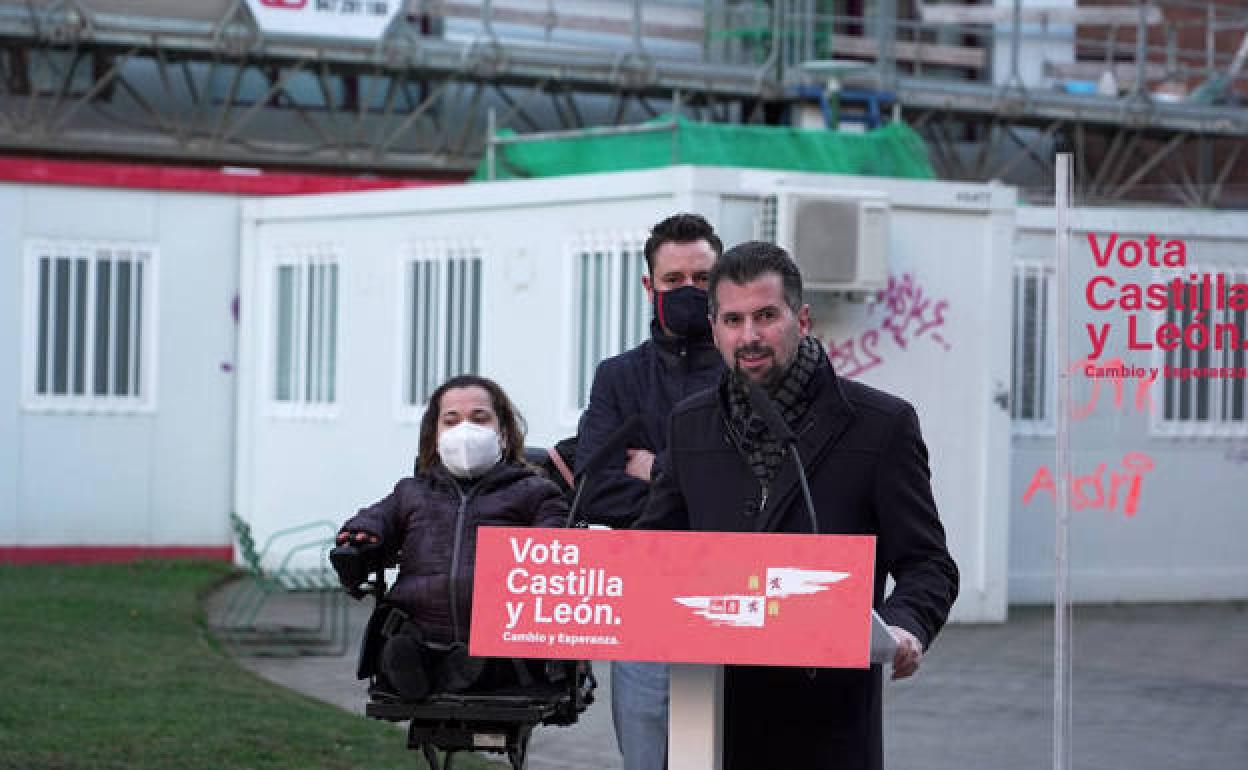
xmin=366 ymin=693 xmax=561 ymax=724
xmin=406 ymin=720 xmax=533 ymax=754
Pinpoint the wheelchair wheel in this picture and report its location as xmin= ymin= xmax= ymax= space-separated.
xmin=421 ymin=744 xmax=443 ymax=769
xmin=508 ymin=745 xmax=526 ymax=769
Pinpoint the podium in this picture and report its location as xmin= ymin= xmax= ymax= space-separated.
xmin=668 ymin=612 xmax=899 ymax=770
xmin=471 ymin=527 xmax=894 ymax=768
xmin=670 ymin=664 xmax=724 ymax=770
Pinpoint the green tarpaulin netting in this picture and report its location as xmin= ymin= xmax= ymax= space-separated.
xmin=473 ymin=115 xmax=934 ymax=181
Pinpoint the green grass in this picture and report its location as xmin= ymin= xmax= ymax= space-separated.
xmin=0 ymin=561 xmax=495 ymax=770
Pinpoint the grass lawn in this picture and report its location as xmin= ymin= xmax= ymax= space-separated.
xmin=0 ymin=560 xmax=496 ymax=770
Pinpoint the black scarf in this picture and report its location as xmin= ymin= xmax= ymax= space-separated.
xmin=724 ymin=335 xmax=824 ymax=491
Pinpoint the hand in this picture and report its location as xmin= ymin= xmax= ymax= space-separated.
xmin=624 ymin=448 xmax=656 ymax=481
xmin=888 ymin=625 xmax=923 ymax=680
xmin=335 ymin=529 xmax=380 ymax=546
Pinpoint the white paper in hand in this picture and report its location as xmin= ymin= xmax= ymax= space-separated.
xmin=870 ymin=610 xmax=899 ymax=664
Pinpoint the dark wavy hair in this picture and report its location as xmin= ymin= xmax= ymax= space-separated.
xmin=708 ymin=240 xmax=804 ymax=317
xmin=417 ymin=375 xmax=527 ymax=473
xmin=643 ymin=212 xmax=724 ymax=275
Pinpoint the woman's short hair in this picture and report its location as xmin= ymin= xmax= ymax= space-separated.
xmin=417 ymin=374 xmax=527 ymax=473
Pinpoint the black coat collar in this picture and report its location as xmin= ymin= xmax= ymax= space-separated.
xmin=650 ymin=320 xmax=720 ymax=369
xmin=745 ymin=360 xmax=857 ymax=533
xmin=421 ymin=460 xmax=535 ymax=497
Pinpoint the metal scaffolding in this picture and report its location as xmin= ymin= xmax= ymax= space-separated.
xmin=895 ymin=1 xmax=1248 ymax=206
xmin=0 ymin=0 xmax=775 ymax=174
xmin=903 ymin=75 xmax=1248 ymax=206
xmin=1 ymin=1 xmax=1246 ymax=204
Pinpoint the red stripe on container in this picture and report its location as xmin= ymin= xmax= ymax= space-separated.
xmin=0 ymin=545 xmax=233 ymax=564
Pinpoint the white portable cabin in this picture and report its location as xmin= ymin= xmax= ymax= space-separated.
xmin=10 ymin=165 xmax=1244 ymax=611
xmin=0 ymin=182 xmax=239 ymax=558
xmin=1008 ymin=206 xmax=1248 ymax=603
xmin=237 ymin=166 xmax=1015 ymax=623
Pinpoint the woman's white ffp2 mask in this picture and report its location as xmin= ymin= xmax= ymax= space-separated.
xmin=437 ymin=421 xmax=502 ymax=478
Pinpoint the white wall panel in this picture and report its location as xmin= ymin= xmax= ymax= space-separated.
xmin=147 ymin=194 xmax=239 ymax=545
xmin=1009 ymin=207 xmax=1248 ymax=603
xmin=0 ymin=186 xmax=24 ymax=548
xmin=241 ymin=167 xmax=1011 ymax=620
xmin=5 ymin=185 xmax=238 ymax=550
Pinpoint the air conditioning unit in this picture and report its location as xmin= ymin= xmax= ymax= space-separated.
xmin=773 ymin=192 xmax=890 ymax=291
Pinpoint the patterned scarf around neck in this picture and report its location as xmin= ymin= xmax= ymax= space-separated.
xmin=724 ymin=335 xmax=825 ymax=491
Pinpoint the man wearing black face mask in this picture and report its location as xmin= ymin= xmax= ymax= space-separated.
xmin=576 ymin=212 xmax=725 ymax=770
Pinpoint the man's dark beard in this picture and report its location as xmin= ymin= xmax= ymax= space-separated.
xmin=734 ymin=345 xmax=788 ymax=390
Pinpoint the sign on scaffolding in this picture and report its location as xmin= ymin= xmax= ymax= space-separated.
xmin=244 ymin=0 xmax=403 ymax=41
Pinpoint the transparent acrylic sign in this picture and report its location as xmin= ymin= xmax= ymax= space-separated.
xmin=1044 ymin=157 xmax=1248 ymax=769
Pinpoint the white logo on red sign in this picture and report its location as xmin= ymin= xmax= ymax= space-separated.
xmin=674 ymin=567 xmax=850 ymax=628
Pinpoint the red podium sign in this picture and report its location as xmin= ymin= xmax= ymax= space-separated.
xmin=469 ymin=528 xmax=876 ymax=668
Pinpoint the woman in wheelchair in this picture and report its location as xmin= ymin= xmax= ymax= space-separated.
xmin=335 ymin=374 xmax=569 ymax=702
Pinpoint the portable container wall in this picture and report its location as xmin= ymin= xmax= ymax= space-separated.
xmin=240 ymin=167 xmax=1013 ymax=618
xmin=238 ymin=165 xmax=1013 ymax=622
xmin=1 ymin=183 xmax=239 ymax=558
xmin=1009 ymin=206 xmax=1248 ymax=603
xmin=760 ymin=171 xmax=1016 ymax=625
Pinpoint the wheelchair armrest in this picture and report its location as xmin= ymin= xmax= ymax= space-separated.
xmin=329 ymin=541 xmax=387 ymax=599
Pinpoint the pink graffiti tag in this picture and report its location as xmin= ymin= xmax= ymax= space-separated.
xmin=826 ymin=330 xmax=883 ymax=379
xmin=876 ymin=273 xmax=952 ymax=351
xmin=1070 ymin=356 xmax=1158 ymax=421
xmin=821 ymin=273 xmax=953 ymax=378
xmin=1021 ymin=452 xmax=1156 ymax=517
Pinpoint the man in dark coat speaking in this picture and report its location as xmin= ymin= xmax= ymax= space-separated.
xmin=635 ymin=241 xmax=959 ymax=770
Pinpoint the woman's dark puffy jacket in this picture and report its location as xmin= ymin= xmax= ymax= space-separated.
xmin=341 ymin=460 xmax=568 ymax=645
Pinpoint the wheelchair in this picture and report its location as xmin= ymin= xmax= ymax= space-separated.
xmin=330 ymin=538 xmax=596 ymax=770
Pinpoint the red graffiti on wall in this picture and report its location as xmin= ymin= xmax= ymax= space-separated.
xmin=875 ymin=272 xmax=952 ymax=352
xmin=1069 ymin=355 xmax=1158 ymax=421
xmin=825 ymin=331 xmax=884 ymax=379
xmin=1021 ymin=452 xmax=1156 ymax=517
xmin=821 ymin=273 xmax=952 ymax=379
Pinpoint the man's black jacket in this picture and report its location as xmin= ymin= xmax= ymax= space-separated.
xmin=636 ymin=359 xmax=959 ymax=770
xmin=575 ymin=322 xmax=724 ymax=527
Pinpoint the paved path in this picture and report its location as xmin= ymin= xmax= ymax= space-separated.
xmin=206 ymin=583 xmax=1248 ymax=769
xmin=205 ymin=583 xmax=622 ymax=769
xmin=882 ymin=603 xmax=1248 ymax=770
